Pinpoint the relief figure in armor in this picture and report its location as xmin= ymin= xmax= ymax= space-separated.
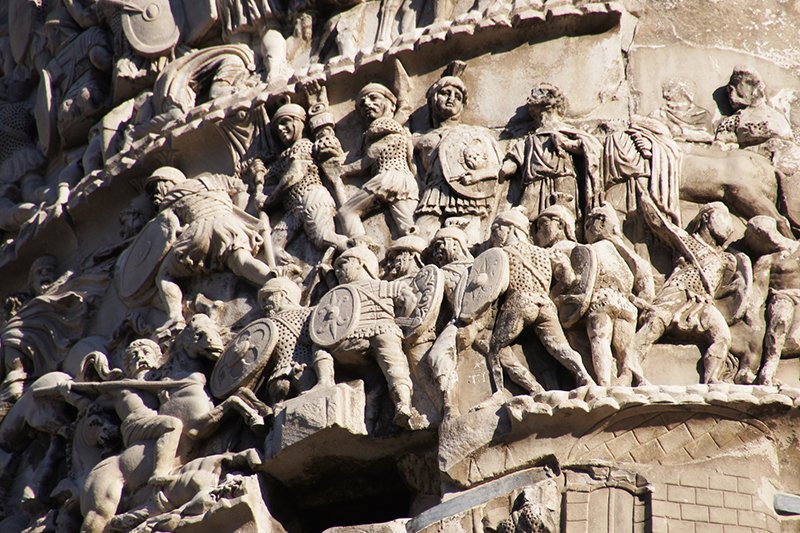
xmin=144 ymin=166 xmax=272 ymax=332
xmin=414 ymin=64 xmax=501 ymax=245
xmin=261 ymin=102 xmax=349 ymax=262
xmin=737 ymin=216 xmax=800 ymax=385
xmin=334 ymin=80 xmax=420 ymax=241
xmin=484 ymin=208 xmax=596 ymax=394
xmin=627 ymin=189 xmax=749 ymax=384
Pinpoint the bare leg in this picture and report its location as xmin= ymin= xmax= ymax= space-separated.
xmin=389 ymin=198 xmax=419 ymax=236
xmin=586 ymin=312 xmax=614 ymax=386
xmin=497 ymin=346 xmax=543 ymax=394
xmin=534 ymin=304 xmax=596 ymax=386
xmin=149 ymin=416 xmax=183 ymax=485
xmin=613 ymin=317 xmax=648 ymax=386
xmin=489 ymin=303 xmax=530 ymax=393
xmin=700 ymin=306 xmax=733 ymax=384
xmin=155 ymin=253 xmax=189 ymax=328
xmin=337 ymin=189 xmax=375 ymax=237
xmin=415 ymin=213 xmax=442 ymax=242
xmin=758 ymin=297 xmax=793 ymax=385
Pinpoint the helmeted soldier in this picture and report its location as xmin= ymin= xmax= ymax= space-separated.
xmin=486 ymin=208 xmax=596 ymax=393
xmin=310 ymin=246 xmax=423 ymax=429
xmin=145 ymin=166 xmax=272 ymax=332
xmin=262 ymin=103 xmax=348 ymax=257
xmin=415 ymin=65 xmax=502 ymax=244
xmin=255 ymin=277 xmax=335 ymax=404
xmin=628 ymin=189 xmax=747 ymax=383
xmin=384 ymin=233 xmax=427 ymax=281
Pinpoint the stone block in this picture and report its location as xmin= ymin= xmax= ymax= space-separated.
xmin=695 ymin=525 xmax=723 ymax=533
xmin=652 ymin=500 xmax=682 ymax=519
xmin=658 ymin=424 xmax=694 ymax=454
xmin=737 ymin=510 xmax=767 ymax=529
xmin=682 ymin=503 xmax=710 ymax=522
xmin=265 ymin=381 xmax=368 ymax=458
xmin=709 ymin=474 xmax=739 ymax=492
xmin=696 ymin=489 xmax=724 ymax=507
xmin=668 ymin=485 xmax=696 ymax=504
xmin=723 ymin=492 xmax=751 ymax=511
xmin=682 ymin=473 xmax=709 ymax=489
xmin=709 ymin=507 xmax=738 ymax=525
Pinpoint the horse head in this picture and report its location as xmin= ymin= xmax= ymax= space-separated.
xmin=174 ymin=313 xmax=225 ymax=362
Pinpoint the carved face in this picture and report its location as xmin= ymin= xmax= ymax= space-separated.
xmin=386 ymin=250 xmax=419 ymax=280
xmin=358 ymin=91 xmax=394 ymax=122
xmin=124 ymin=343 xmax=160 ymax=379
xmin=274 ymin=115 xmax=303 ymax=147
xmin=30 ymin=258 xmax=57 ymax=296
xmin=490 ymin=223 xmax=512 ymax=248
xmin=584 ymin=212 xmax=614 ymax=243
xmin=533 ymin=216 xmax=564 ymax=247
xmin=259 ymin=289 xmax=287 ymax=315
xmin=432 ymin=237 xmax=462 ymax=267
xmin=433 ymin=85 xmax=464 ymax=121
xmin=335 ymin=256 xmax=363 ymax=283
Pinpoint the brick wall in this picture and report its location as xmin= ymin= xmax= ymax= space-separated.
xmin=651 ymin=471 xmax=780 ymax=533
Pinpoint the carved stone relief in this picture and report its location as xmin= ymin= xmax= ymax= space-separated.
xmin=2 ymin=1 xmax=800 ymax=531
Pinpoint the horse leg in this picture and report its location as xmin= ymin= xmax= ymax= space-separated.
xmin=81 ymin=464 xmax=124 ymax=533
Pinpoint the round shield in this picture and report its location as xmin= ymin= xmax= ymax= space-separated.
xmin=309 ymin=285 xmax=361 ymax=348
xmin=35 ymin=69 xmax=58 ymax=156
xmin=439 ymin=125 xmax=501 ymax=200
xmin=555 ymin=244 xmax=597 ymax=328
xmin=458 ymin=248 xmax=509 ymax=323
xmin=210 ymin=319 xmax=279 ymax=399
xmin=115 ymin=210 xmax=180 ymax=307
xmin=401 ymin=265 xmax=444 ymax=338
xmin=121 ymin=0 xmax=181 ymax=57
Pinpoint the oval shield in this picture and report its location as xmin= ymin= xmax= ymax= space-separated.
xmin=459 ymin=247 xmax=509 ymax=323
xmin=115 ymin=210 xmax=180 ymax=307
xmin=309 ymin=285 xmax=361 ymax=348
xmin=401 ymin=265 xmax=444 ymax=338
xmin=439 ymin=125 xmax=501 ymax=200
xmin=210 ymin=319 xmax=278 ymax=399
xmin=555 ymin=244 xmax=597 ymax=328
xmin=121 ymin=0 xmax=181 ymax=57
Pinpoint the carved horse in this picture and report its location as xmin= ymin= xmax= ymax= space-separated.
xmin=680 ymin=144 xmax=796 ymax=237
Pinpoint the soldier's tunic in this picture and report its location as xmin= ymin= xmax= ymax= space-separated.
xmin=646 ymin=232 xmax=731 ymax=332
xmin=162 ymin=174 xmax=261 ymax=273
xmin=362 ymin=118 xmax=419 ymax=204
xmin=334 ymin=278 xmax=413 ymax=392
xmin=268 ymin=306 xmax=315 ymax=389
xmin=267 ymin=139 xmax=344 ymax=250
